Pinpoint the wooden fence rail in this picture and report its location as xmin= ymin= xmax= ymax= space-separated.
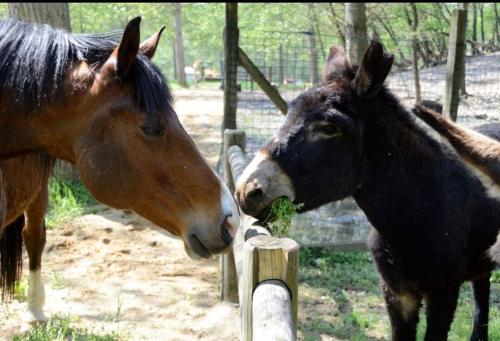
xmin=222 ymin=129 xmax=299 ymax=341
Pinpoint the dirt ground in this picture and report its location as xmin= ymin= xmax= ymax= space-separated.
xmin=0 ymin=88 xmax=242 ymax=341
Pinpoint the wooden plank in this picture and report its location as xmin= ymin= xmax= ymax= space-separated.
xmin=223 ymin=129 xmax=246 ymax=192
xmin=233 ymin=215 xmax=271 ymax=308
xmin=228 ymin=145 xmax=248 ymax=185
xmin=242 ymin=235 xmax=299 ymax=341
xmin=443 ymin=9 xmax=467 ymax=121
xmin=253 ymin=280 xmax=294 ymax=341
xmin=221 ymin=129 xmax=246 ymax=303
xmin=238 ymin=47 xmax=288 ymax=115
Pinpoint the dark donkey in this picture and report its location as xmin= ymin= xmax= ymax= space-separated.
xmin=0 ymin=17 xmax=239 ymax=323
xmin=236 ymin=42 xmax=499 ymax=341
xmin=414 ymin=105 xmax=500 ymax=265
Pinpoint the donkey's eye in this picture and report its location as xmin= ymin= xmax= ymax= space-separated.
xmin=315 ymin=124 xmax=341 ymax=137
xmin=140 ymin=125 xmax=165 ymax=139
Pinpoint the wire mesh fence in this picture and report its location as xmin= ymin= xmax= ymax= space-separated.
xmin=233 ymin=29 xmax=500 ymax=247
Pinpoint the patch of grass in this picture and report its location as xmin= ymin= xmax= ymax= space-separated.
xmin=13 ymin=276 xmax=28 ymax=302
xmin=13 ymin=315 xmax=121 ymax=341
xmin=47 ymin=176 xmax=97 ymax=228
xmin=298 ymin=248 xmax=500 ymax=340
xmin=265 ymin=197 xmax=303 ymax=237
xmin=50 ymin=272 xmax=68 ymax=290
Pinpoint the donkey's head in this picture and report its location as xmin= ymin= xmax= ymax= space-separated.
xmin=236 ymin=41 xmax=394 ymax=218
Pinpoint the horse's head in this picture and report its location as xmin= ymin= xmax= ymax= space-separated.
xmin=48 ymin=18 xmax=239 ymax=258
xmin=236 ymin=41 xmax=394 ymax=218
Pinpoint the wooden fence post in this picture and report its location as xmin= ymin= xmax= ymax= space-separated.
xmin=242 ymin=236 xmax=299 ymax=341
xmin=223 ymin=3 xmax=239 ymax=134
xmin=443 ymin=9 xmax=467 ymax=121
xmin=221 ymin=129 xmax=246 ymax=303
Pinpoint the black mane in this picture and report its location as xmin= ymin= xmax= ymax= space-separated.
xmin=0 ymin=17 xmax=173 ymax=120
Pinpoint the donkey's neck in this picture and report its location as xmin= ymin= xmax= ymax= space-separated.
xmin=352 ymin=96 xmax=474 ymax=238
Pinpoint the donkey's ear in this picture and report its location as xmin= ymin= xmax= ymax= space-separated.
xmin=139 ymin=26 xmax=165 ymax=60
xmin=353 ymin=41 xmax=394 ymax=97
xmin=115 ymin=17 xmax=142 ymax=77
xmin=323 ymin=45 xmax=351 ymax=83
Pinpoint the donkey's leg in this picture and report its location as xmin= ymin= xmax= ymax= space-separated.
xmin=424 ymin=285 xmax=460 ymax=341
xmin=470 ymin=275 xmax=490 ymax=341
xmin=381 ymin=281 xmax=421 ymax=341
xmin=22 ymin=183 xmax=48 ymax=322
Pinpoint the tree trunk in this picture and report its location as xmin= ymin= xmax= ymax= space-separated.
xmin=8 ymin=3 xmax=79 ymax=181
xmin=344 ymin=3 xmax=368 ymax=65
xmin=307 ymin=4 xmax=319 ymax=85
xmin=408 ymin=3 xmax=421 ymax=103
xmin=494 ymin=4 xmax=500 ymax=46
xmin=443 ymin=9 xmax=467 ymax=121
xmin=8 ymin=3 xmax=70 ymax=29
xmin=479 ymin=3 xmax=485 ymax=51
xmin=459 ymin=3 xmax=468 ymax=95
xmin=172 ymin=3 xmax=187 ymax=87
xmin=471 ymin=3 xmax=479 ymax=55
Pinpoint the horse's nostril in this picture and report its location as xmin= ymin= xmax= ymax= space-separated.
xmin=220 ymin=216 xmax=234 ymax=245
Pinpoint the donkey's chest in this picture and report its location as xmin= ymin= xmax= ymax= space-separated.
xmin=367 ymin=229 xmax=472 ymax=292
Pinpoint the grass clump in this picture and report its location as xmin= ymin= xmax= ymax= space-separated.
xmin=47 ymin=176 xmax=96 ymax=228
xmin=13 ymin=315 xmax=121 ymax=341
xmin=265 ymin=197 xmax=303 ymax=237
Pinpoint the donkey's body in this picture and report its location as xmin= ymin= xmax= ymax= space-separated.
xmin=236 ymin=42 xmax=499 ymax=340
xmin=414 ymin=106 xmax=500 ymax=265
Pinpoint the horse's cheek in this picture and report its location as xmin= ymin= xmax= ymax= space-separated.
xmin=75 ymin=140 xmax=138 ymax=209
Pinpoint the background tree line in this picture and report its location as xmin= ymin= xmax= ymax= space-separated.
xmin=0 ymin=3 xmax=498 ymax=87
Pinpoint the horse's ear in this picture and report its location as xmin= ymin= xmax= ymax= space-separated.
xmin=323 ymin=45 xmax=351 ymax=83
xmin=353 ymin=41 xmax=394 ymax=97
xmin=115 ymin=16 xmax=142 ymax=77
xmin=139 ymin=26 xmax=165 ymax=60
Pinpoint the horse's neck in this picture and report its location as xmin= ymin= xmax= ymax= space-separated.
xmin=0 ymin=107 xmax=75 ymax=162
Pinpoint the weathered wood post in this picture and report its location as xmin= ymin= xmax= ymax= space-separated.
xmin=242 ymin=236 xmax=299 ymax=341
xmin=223 ymin=3 xmax=239 ymax=134
xmin=221 ymin=129 xmax=246 ymax=303
xmin=443 ymin=8 xmax=467 ymax=121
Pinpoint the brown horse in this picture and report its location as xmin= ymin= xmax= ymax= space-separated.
xmin=0 ymin=153 xmax=54 ymax=323
xmin=0 ymin=17 xmax=239 ymax=323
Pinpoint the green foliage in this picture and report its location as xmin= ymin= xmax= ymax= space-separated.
xmin=1 ymin=3 xmax=496 ymax=84
xmin=265 ymin=197 xmax=302 ymax=237
xmin=13 ymin=276 xmax=28 ymax=302
xmin=13 ymin=315 xmax=121 ymax=341
xmin=47 ymin=177 xmax=96 ymax=228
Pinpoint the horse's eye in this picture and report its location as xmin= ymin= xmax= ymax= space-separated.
xmin=316 ymin=124 xmax=341 ymax=137
xmin=140 ymin=125 xmax=165 ymax=138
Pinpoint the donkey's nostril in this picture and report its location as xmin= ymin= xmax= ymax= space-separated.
xmin=220 ymin=215 xmax=235 ymax=245
xmin=246 ymin=185 xmax=264 ymax=201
